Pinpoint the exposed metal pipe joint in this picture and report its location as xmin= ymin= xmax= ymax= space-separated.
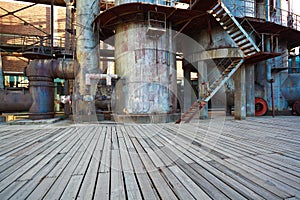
xmin=85 ymin=74 xmax=118 ymax=86
xmin=25 ymin=59 xmax=75 ymax=119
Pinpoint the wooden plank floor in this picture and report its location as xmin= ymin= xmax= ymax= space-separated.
xmin=0 ymin=116 xmax=299 ymax=199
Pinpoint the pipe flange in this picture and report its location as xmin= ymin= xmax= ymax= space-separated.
xmin=255 ymin=97 xmax=268 ymax=116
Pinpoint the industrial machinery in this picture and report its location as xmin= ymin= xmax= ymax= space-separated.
xmin=0 ymin=0 xmax=300 ymax=123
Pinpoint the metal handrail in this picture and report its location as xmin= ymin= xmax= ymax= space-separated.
xmin=0 ymin=33 xmax=75 ymax=56
xmin=222 ymin=0 xmax=300 ymax=31
xmin=221 ymin=0 xmax=262 ymax=49
xmin=0 ymin=33 xmax=66 ymax=48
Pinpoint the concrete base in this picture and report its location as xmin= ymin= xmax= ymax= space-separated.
xmin=112 ymin=113 xmax=180 ymax=124
xmin=7 ymin=117 xmax=61 ymax=125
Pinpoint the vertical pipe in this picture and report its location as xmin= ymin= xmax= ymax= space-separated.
xmin=51 ymin=0 xmax=54 ymax=56
xmin=0 ymin=53 xmax=4 ymax=89
xmin=75 ymin=0 xmax=100 ymax=122
xmin=65 ymin=0 xmax=73 ymax=55
xmin=169 ymin=24 xmax=177 ymax=113
xmin=64 ymin=0 xmax=73 ymax=117
xmin=270 ymin=79 xmax=275 ymax=117
xmin=198 ymin=61 xmax=208 ymax=119
xmin=266 ymin=0 xmax=270 ymax=21
xmin=27 ymin=60 xmax=55 ymax=120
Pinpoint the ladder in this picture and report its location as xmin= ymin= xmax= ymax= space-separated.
xmin=176 ymin=1 xmax=260 ymax=124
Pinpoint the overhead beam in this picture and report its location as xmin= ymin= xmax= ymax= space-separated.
xmin=12 ymin=0 xmax=69 ymax=7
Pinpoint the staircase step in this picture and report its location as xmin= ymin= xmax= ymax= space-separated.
xmin=218 ymin=13 xmax=230 ymax=21
xmin=231 ymin=31 xmax=244 ymax=39
xmin=227 ymin=26 xmax=240 ymax=34
xmin=210 ymin=3 xmax=222 ymax=13
xmin=232 ymin=60 xmax=241 ymax=64
xmin=225 ymin=67 xmax=233 ymax=72
xmin=238 ymin=40 xmax=251 ymax=47
xmin=244 ymin=48 xmax=257 ymax=56
xmin=246 ymin=52 xmax=257 ymax=57
xmin=215 ymin=12 xmax=228 ymax=20
xmin=233 ymin=35 xmax=247 ymax=43
xmin=224 ymin=22 xmax=235 ymax=30
xmin=241 ymin=43 xmax=253 ymax=51
xmin=212 ymin=6 xmax=224 ymax=16
xmin=221 ymin=18 xmax=233 ymax=27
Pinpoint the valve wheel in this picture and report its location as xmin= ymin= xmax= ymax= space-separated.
xmin=255 ymin=97 xmax=268 ymax=116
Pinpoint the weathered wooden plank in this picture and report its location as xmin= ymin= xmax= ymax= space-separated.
xmin=110 ymin=149 xmax=126 ymax=200
xmin=168 ymin=165 xmax=211 ymax=199
xmin=42 ymin=127 xmax=97 ymax=200
xmin=260 ymin=153 xmax=300 ymax=172
xmin=227 ymin=157 xmax=300 ymax=197
xmin=25 ymin=177 xmax=57 ymax=200
xmin=0 ymin=128 xmax=70 ymax=192
xmin=119 ymin=137 xmax=143 ymax=199
xmin=176 ymin=161 xmax=230 ymax=200
xmin=131 ymin=138 xmax=178 ymax=199
xmin=60 ymin=175 xmax=83 ymax=199
xmin=242 ymin=156 xmax=300 ymax=185
xmin=128 ymin=147 xmax=160 ymax=200
xmin=94 ymin=172 xmax=110 ymax=200
xmin=160 ymin=166 xmax=197 ymax=200
xmin=77 ymin=128 xmax=104 ymax=200
xmin=0 ymin=180 xmax=28 ymax=200
xmin=189 ymin=162 xmax=249 ymax=200
xmin=207 ymin=160 xmax=285 ymax=200
xmin=45 ymin=128 xmax=89 ymax=178
xmin=8 ymin=153 xmax=65 ymax=200
xmin=99 ymin=127 xmax=112 ymax=173
xmin=17 ymin=129 xmax=75 ymax=181
xmin=73 ymin=127 xmax=100 ymax=175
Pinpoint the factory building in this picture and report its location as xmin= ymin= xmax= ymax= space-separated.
xmin=0 ymin=0 xmax=300 ymax=123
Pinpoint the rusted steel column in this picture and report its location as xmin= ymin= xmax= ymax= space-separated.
xmin=75 ymin=0 xmax=100 ymax=122
xmin=198 ymin=61 xmax=208 ymax=119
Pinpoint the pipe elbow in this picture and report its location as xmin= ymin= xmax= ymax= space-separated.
xmin=52 ymin=58 xmax=75 ymax=79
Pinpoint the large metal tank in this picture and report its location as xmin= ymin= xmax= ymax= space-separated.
xmin=281 ymin=73 xmax=300 ymax=105
xmin=114 ymin=24 xmax=172 ymax=115
xmin=112 ymin=0 xmax=177 ymax=122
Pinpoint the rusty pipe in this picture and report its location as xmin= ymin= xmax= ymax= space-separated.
xmin=0 ymin=89 xmax=32 ymax=113
xmin=25 ymin=59 xmax=75 ymax=119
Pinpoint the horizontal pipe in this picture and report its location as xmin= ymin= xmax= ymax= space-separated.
xmin=0 ymin=89 xmax=32 ymax=112
xmin=85 ymin=73 xmax=118 ymax=86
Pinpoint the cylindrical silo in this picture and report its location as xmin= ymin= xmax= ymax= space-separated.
xmin=112 ymin=0 xmax=177 ymax=122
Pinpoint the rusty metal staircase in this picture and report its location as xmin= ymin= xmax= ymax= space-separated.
xmin=210 ymin=2 xmax=260 ymax=56
xmin=176 ymin=1 xmax=260 ymax=124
